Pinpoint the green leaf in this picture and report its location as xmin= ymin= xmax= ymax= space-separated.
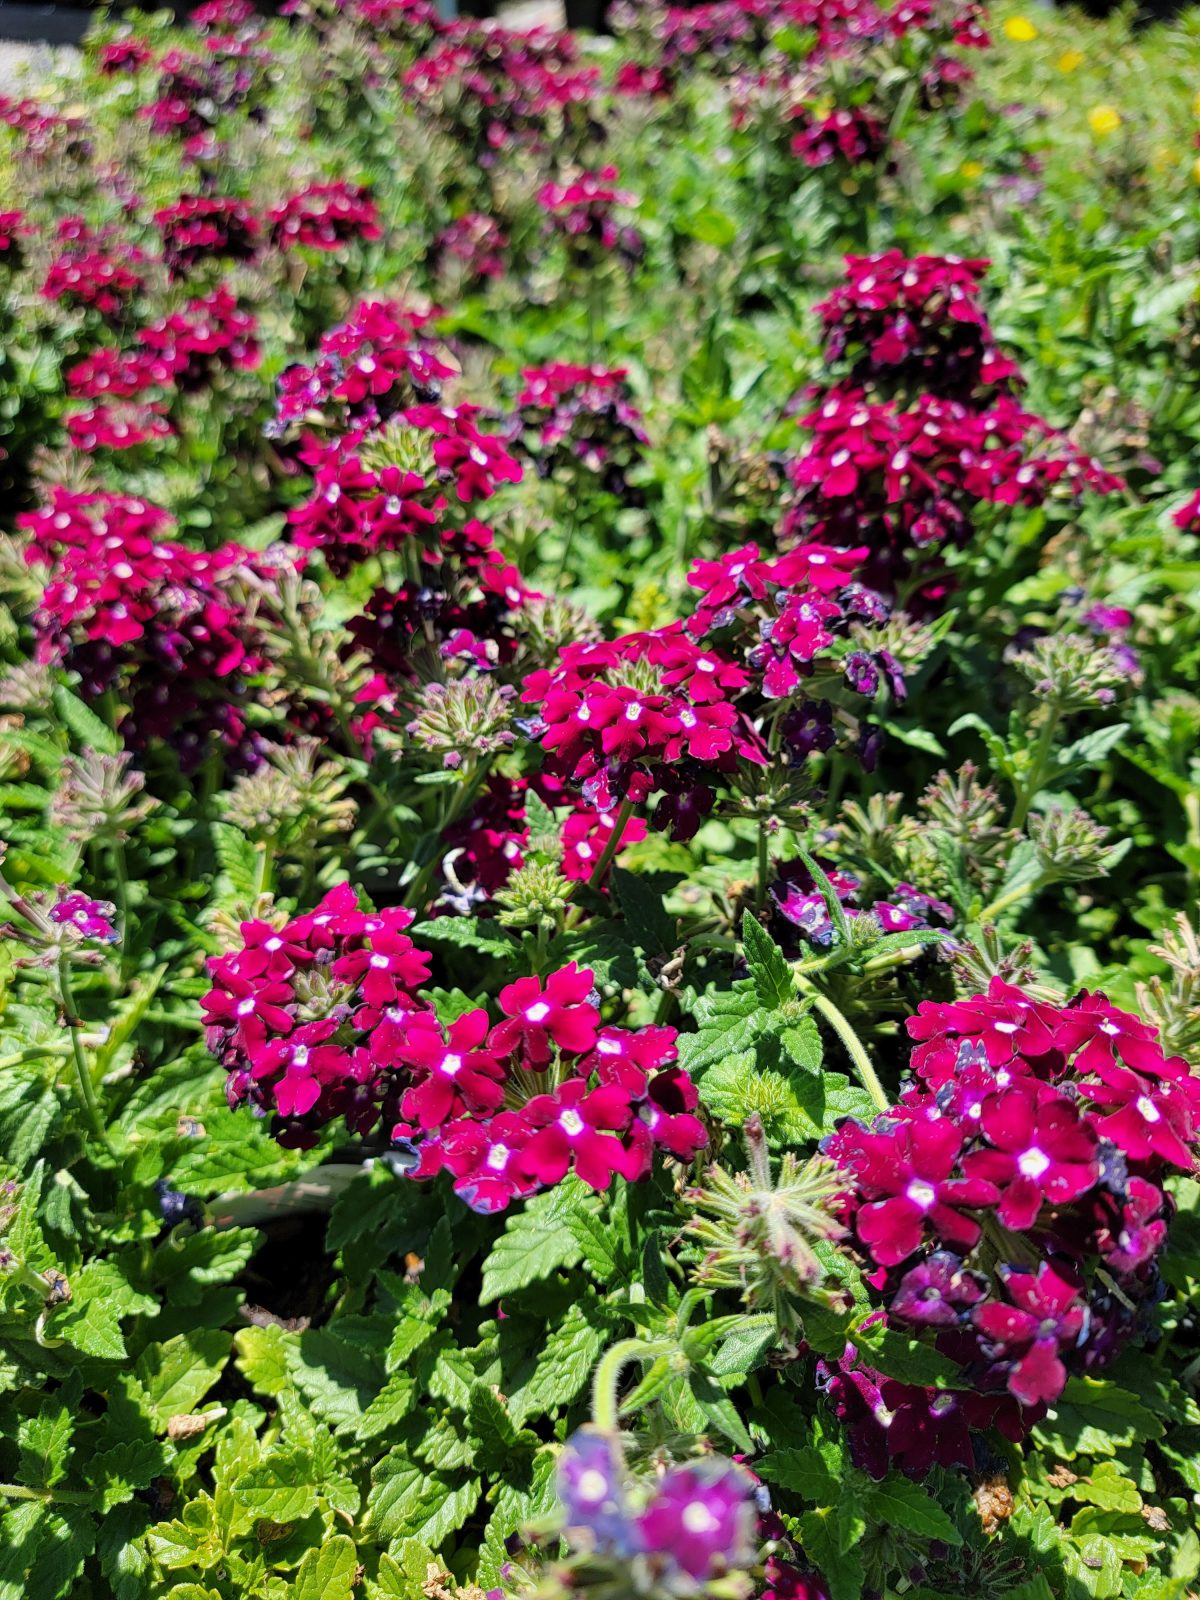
xmin=511 ymin=1301 xmax=608 ymax=1422
xmin=677 ymin=987 xmax=764 ymax=1078
xmin=231 ymin=1450 xmax=318 ymax=1522
xmin=293 ymin=1533 xmax=358 ymax=1600
xmin=52 ymin=1261 xmax=157 ymax=1362
xmin=52 ymin=686 xmax=120 ymax=756
xmin=135 ymin=1329 xmax=230 ymax=1427
xmin=796 ymin=1508 xmax=864 ymax=1600
xmin=865 ymin=1475 xmax=962 ymax=1546
xmin=480 ymin=1183 xmax=586 ymax=1302
xmin=757 ymin=1447 xmax=839 ymax=1503
xmin=613 ymin=867 xmax=677 ymax=957
xmin=87 ymin=1440 xmax=170 ymax=1514
xmin=414 ymin=916 xmax=515 ymax=958
xmin=743 ymin=912 xmax=794 ymax=1009
xmin=210 ymin=823 xmax=259 ymax=901
xmin=18 ymin=1400 xmax=73 ymax=1489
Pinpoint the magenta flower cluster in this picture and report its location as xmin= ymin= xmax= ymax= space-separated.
xmin=520 ymin=627 xmax=764 ymax=841
xmin=819 ymin=979 xmax=1200 ymax=1476
xmin=20 ymin=490 xmax=284 ymax=764
xmin=781 ymin=253 xmax=1124 ymax=596
xmin=204 ymin=887 xmax=707 ymax=1206
xmin=508 ymin=363 xmax=649 ymax=495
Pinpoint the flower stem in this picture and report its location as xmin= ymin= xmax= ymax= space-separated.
xmin=807 ymin=989 xmax=889 ymax=1113
xmin=56 ymin=960 xmax=116 ymax=1157
xmin=755 ymin=823 xmax=770 ymax=912
xmin=0 ymin=1483 xmax=92 ymax=1505
xmin=591 ymin=1336 xmax=674 ymax=1432
xmin=587 ymin=798 xmax=635 ymax=893
xmin=1011 ymin=708 xmax=1062 ymax=831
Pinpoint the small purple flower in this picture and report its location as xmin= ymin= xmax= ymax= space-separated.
xmin=780 ymin=699 xmax=836 ymax=763
xmin=636 ymin=1460 xmax=756 ymax=1584
xmin=890 ymin=1252 xmax=986 ymax=1328
xmin=556 ymin=1428 xmax=633 ymax=1555
xmin=49 ymin=890 xmax=119 ymax=944
xmin=844 ymin=650 xmax=880 ymax=697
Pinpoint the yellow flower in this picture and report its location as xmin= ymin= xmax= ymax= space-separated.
xmin=960 ymin=160 xmax=985 ymax=180
xmin=1152 ymin=145 xmax=1178 ymax=173
xmin=1193 ymin=90 xmax=1200 ymax=119
xmin=1087 ymin=104 xmax=1122 ymax=138
xmin=1057 ymin=49 xmax=1083 ymax=72
xmin=1003 ymin=15 xmax=1039 ymax=41
xmin=1192 ymin=155 xmax=1200 ymax=183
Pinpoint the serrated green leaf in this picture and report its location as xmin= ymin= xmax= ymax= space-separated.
xmin=293 ymin=1533 xmax=357 ymax=1600
xmin=231 ymin=1450 xmax=317 ymax=1522
xmin=743 ymin=911 xmax=794 ymax=1008
xmin=865 ymin=1475 xmax=962 ymax=1546
xmin=480 ymin=1183 xmax=586 ymax=1302
xmin=52 ymin=686 xmax=120 ymax=756
xmin=135 ymin=1329 xmax=230 ymax=1427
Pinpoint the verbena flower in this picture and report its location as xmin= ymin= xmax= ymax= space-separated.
xmin=822 ymin=979 xmax=1200 ymax=1451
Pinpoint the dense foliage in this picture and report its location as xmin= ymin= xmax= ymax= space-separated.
xmin=4 ymin=2 xmax=1200 ymax=1597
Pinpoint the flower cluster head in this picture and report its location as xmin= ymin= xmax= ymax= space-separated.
xmin=268 ymin=298 xmax=452 ymax=438
xmin=0 ymin=877 xmax=120 ymax=965
xmin=1173 ymin=488 xmax=1200 ymax=534
xmin=509 ymin=364 xmax=649 ymax=497
xmin=771 ymin=857 xmax=952 ymax=949
xmin=520 ymin=626 xmax=763 ymax=840
xmin=135 ymin=288 xmax=260 ymax=389
xmin=685 ymin=537 xmax=918 ymax=717
xmin=553 ymin=1429 xmax=758 ymax=1598
xmin=64 ymin=404 xmax=172 ymax=455
xmin=288 ymin=406 xmax=522 ymax=576
xmin=435 ymin=774 xmax=646 ymax=912
xmin=152 ymin=194 xmax=261 ymax=276
xmin=267 ymin=182 xmax=382 ymax=251
xmin=815 ymin=251 xmax=1022 ymax=400
xmin=40 ymin=220 xmax=148 ymax=316
xmin=537 ymin=166 xmax=644 ymax=269
xmin=401 ymin=28 xmax=599 ymax=162
xmin=780 ymin=388 xmax=1124 ymax=596
xmin=432 ymin=213 xmax=508 ymax=287
xmin=205 ymin=891 xmax=706 ymax=1198
xmin=98 ymin=38 xmax=155 ymax=73
xmin=789 ymin=104 xmax=888 ymax=169
xmin=821 ymin=979 xmax=1200 ymax=1473
xmin=20 ymin=489 xmax=284 ymax=765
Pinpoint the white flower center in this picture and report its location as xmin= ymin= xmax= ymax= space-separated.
xmin=577 ymin=1469 xmax=608 ymax=1504
xmin=486 ymin=1143 xmax=509 ymax=1171
xmin=441 ymin=1053 xmax=462 ymax=1077
xmin=560 ymin=1109 xmax=584 ymax=1136
xmin=906 ymin=1179 xmax=937 ymax=1210
xmin=526 ymin=1001 xmax=551 ymax=1023
xmin=1018 ymin=1147 xmax=1050 ymax=1179
xmin=1136 ymin=1094 xmax=1160 ymax=1124
xmin=370 ymin=953 xmax=390 ymax=969
xmin=681 ymin=1502 xmax=719 ymax=1535
xmin=237 ymin=998 xmax=255 ymax=1016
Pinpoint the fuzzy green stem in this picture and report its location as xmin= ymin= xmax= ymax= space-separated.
xmin=808 ymin=991 xmax=889 ymax=1113
xmin=755 ymin=823 xmax=770 ymax=913
xmin=587 ymin=798 xmax=636 ymax=893
xmin=979 ymin=870 xmax=1056 ymax=925
xmin=56 ymin=961 xmax=116 ymax=1157
xmin=591 ymin=1337 xmax=674 ymax=1432
xmin=0 ymin=1483 xmax=92 ymax=1505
